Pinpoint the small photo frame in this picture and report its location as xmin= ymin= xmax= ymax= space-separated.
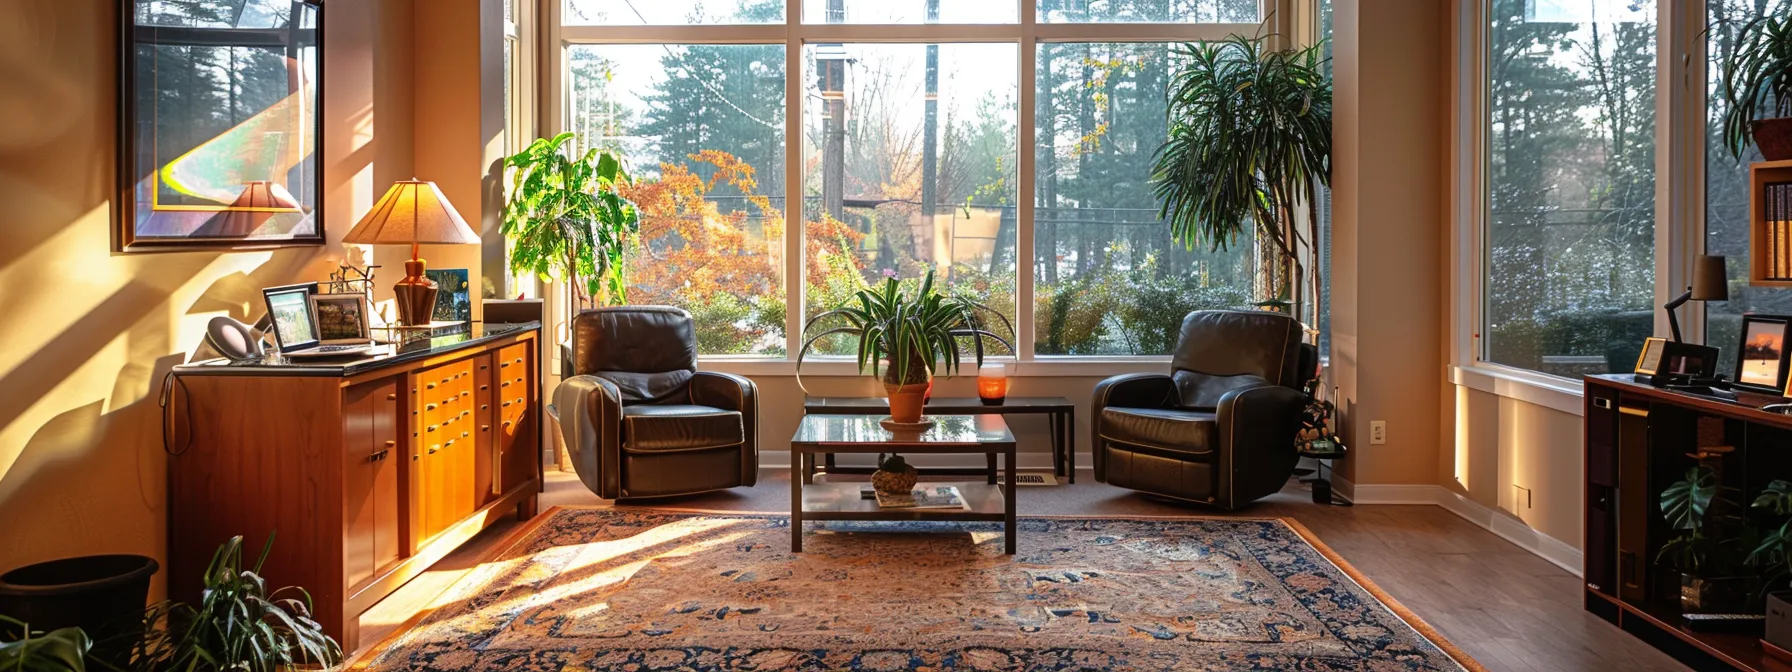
xmin=309 ymin=293 xmax=372 ymax=343
xmin=426 ymin=268 xmax=471 ymax=323
xmin=1737 ymin=314 xmax=1792 ymax=393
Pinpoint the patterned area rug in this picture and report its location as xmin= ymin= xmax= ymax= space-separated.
xmin=360 ymin=507 xmax=1481 ymax=671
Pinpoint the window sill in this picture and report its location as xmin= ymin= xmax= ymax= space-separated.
xmin=1449 ymin=364 xmax=1585 ymax=417
xmin=697 ymin=356 xmax=1170 ymax=378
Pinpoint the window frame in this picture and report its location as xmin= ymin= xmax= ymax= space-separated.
xmin=542 ymin=0 xmax=1305 ymax=367
xmin=1453 ymin=0 xmax=1706 ymax=404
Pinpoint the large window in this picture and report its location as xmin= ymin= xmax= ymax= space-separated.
xmin=1482 ymin=0 xmax=1657 ymax=377
xmin=556 ymin=0 xmax=1307 ymax=358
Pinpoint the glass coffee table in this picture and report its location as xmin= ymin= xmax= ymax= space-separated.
xmin=789 ymin=414 xmax=1018 ymax=554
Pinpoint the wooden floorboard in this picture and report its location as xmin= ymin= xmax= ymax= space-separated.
xmin=354 ymin=468 xmax=1689 ymax=672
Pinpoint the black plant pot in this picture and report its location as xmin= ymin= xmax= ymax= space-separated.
xmin=1681 ymin=574 xmax=1758 ymax=615
xmin=0 ymin=554 xmax=157 ymax=661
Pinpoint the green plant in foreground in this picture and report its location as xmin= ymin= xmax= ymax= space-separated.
xmin=0 ymin=616 xmax=89 ymax=672
xmin=138 ymin=535 xmax=341 ymax=672
xmin=1659 ymin=465 xmax=1749 ymax=577
xmin=796 ymin=270 xmax=1013 ymax=389
xmin=502 ymin=131 xmax=640 ymax=307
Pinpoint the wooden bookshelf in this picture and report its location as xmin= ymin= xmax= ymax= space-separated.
xmin=1749 ymin=159 xmax=1792 ymax=287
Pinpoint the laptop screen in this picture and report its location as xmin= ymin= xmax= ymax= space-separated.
xmin=263 ymin=284 xmax=318 ymax=352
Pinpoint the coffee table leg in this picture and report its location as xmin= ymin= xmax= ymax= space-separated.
xmin=1065 ymin=411 xmax=1076 ymax=484
xmin=791 ymin=450 xmax=804 ymax=553
xmin=801 ymin=452 xmax=814 ymax=485
xmin=1048 ymin=412 xmax=1063 ymax=478
xmin=986 ymin=453 xmax=997 ymax=485
xmin=1004 ymin=445 xmax=1017 ymax=555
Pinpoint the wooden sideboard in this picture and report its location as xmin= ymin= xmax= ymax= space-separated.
xmin=1583 ymin=374 xmax=1792 ymax=671
xmin=166 ymin=323 xmax=541 ymax=652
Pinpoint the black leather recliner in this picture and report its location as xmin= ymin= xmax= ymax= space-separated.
xmin=1091 ymin=310 xmax=1317 ymax=510
xmin=551 ymin=306 xmax=759 ymax=500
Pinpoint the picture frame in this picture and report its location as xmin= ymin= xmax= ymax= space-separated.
xmin=426 ymin=268 xmax=472 ymax=323
xmin=1634 ymin=337 xmax=1718 ymax=387
xmin=1736 ymin=314 xmax=1792 ymax=394
xmin=261 ymin=282 xmax=319 ymax=353
xmin=117 ymin=0 xmax=325 ymax=252
xmin=309 ymin=293 xmax=373 ymax=344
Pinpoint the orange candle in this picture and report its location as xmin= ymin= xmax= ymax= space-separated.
xmin=978 ymin=363 xmax=1008 ymax=406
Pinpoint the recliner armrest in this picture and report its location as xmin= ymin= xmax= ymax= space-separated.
xmin=690 ymin=371 xmax=759 ymax=487
xmin=554 ymin=374 xmax=625 ymax=499
xmin=1090 ymin=373 xmax=1177 ymax=482
xmin=1214 ymin=380 xmax=1307 ymax=508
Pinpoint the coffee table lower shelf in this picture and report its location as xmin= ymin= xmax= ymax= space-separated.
xmin=792 ymin=482 xmax=1015 ymax=552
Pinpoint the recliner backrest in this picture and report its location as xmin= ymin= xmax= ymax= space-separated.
xmin=1168 ymin=310 xmax=1305 ymax=409
xmin=570 ymin=306 xmax=698 ymax=403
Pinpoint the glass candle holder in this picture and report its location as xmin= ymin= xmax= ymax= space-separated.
xmin=977 ymin=363 xmax=1008 ymax=406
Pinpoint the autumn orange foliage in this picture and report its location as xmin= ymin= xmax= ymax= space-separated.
xmin=622 ymin=150 xmax=864 ymax=311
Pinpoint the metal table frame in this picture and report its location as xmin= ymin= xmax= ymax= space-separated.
xmin=802 ymin=396 xmax=1075 ymax=483
xmin=789 ymin=415 xmax=1018 ymax=554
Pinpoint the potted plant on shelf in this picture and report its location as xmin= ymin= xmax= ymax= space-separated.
xmin=1748 ymin=480 xmax=1792 ymax=649
xmin=0 ymin=617 xmax=89 ymax=672
xmin=1152 ymin=32 xmax=1331 ymax=331
xmin=1659 ymin=464 xmax=1759 ymax=617
xmin=1713 ymin=7 xmax=1792 ymax=160
xmin=502 ymin=131 xmax=641 ymax=316
xmin=797 ymin=270 xmax=1012 ymax=425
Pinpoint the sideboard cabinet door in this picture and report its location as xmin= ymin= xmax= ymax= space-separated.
xmin=343 ymin=378 xmax=401 ymax=591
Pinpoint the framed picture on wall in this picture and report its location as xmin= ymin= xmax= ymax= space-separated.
xmin=117 ymin=0 xmax=324 ymax=251
xmin=1737 ymin=314 xmax=1792 ymax=393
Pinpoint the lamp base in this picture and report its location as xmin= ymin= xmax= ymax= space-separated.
xmin=394 ymin=257 xmax=438 ymax=326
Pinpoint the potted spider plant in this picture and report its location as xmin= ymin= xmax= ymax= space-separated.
xmin=1714 ymin=7 xmax=1792 ymax=160
xmin=797 ymin=270 xmax=1012 ymax=425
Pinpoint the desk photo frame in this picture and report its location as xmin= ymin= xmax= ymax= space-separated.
xmin=1736 ymin=314 xmax=1792 ymax=394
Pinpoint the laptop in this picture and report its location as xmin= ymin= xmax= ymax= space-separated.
xmin=262 ymin=283 xmax=378 ymax=358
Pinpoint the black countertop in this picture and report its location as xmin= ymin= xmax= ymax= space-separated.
xmin=176 ymin=321 xmax=540 ymax=377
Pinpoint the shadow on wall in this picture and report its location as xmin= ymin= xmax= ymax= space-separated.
xmin=0 ymin=0 xmax=371 ymax=599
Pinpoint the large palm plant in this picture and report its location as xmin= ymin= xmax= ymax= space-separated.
xmin=502 ymin=132 xmax=640 ymax=308
xmin=1151 ymin=33 xmax=1331 ymax=324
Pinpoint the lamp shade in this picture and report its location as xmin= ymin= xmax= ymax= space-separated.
xmin=1691 ymin=255 xmax=1729 ymax=302
xmin=229 ymin=180 xmax=302 ymax=211
xmin=341 ymin=179 xmax=479 ymax=246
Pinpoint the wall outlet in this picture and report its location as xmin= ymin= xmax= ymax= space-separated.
xmin=1369 ymin=421 xmax=1386 ymax=445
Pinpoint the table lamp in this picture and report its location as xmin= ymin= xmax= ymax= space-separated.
xmin=1664 ymin=255 xmax=1729 ymax=342
xmin=341 ymin=180 xmax=480 ymax=326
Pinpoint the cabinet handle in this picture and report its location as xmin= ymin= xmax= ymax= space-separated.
xmin=482 ymin=424 xmax=491 ymax=432
xmin=502 ymin=400 xmax=511 ymax=408
xmin=426 ymin=403 xmax=439 ymax=411
xmin=427 ymin=424 xmax=439 ymax=432
xmin=386 ymin=440 xmax=397 ymax=447
xmin=481 ymin=404 xmax=490 ymax=410
xmin=501 ymin=362 xmax=510 ymax=369
xmin=503 ymin=420 xmax=513 ymax=428
xmin=480 ymin=384 xmax=490 ymax=391
xmin=461 ymin=431 xmax=470 ymax=438
xmin=514 ymin=357 xmax=524 ymax=364
xmin=428 ymin=444 xmax=441 ymax=454
xmin=387 ymin=393 xmax=398 ymax=401
xmin=426 ymin=382 xmax=438 ymax=390
xmin=501 ymin=381 xmax=510 ymax=388
xmin=1594 ymin=398 xmax=1613 ymax=409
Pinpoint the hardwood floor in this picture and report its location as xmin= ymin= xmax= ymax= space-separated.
xmin=355 ymin=468 xmax=1688 ymax=672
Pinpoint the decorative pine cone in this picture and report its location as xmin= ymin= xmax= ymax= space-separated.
xmin=872 ymin=467 xmax=918 ymax=494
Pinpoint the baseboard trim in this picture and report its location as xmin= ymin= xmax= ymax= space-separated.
xmin=1348 ymin=483 xmax=1582 ymax=577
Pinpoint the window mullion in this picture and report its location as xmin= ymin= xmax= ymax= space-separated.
xmin=785 ymin=0 xmax=805 ymax=360
xmin=1016 ymin=0 xmax=1037 ymax=361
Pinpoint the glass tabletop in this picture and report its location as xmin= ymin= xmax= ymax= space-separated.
xmin=792 ymin=414 xmax=1014 ymax=446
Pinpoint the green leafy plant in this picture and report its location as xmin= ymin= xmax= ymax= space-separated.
xmin=502 ymin=131 xmax=641 ymax=307
xmin=1748 ymin=480 xmax=1792 ymax=590
xmin=1713 ymin=3 xmax=1792 ymax=159
xmin=796 ymin=270 xmax=1014 ymax=388
xmin=137 ymin=535 xmax=341 ymax=672
xmin=0 ymin=617 xmax=89 ymax=672
xmin=1659 ymin=466 xmax=1748 ymax=577
xmin=1151 ymin=31 xmax=1330 ymax=322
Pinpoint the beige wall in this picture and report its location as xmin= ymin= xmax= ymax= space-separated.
xmin=0 ymin=0 xmax=501 ymax=596
xmin=1328 ymin=0 xmax=1449 ymax=492
xmin=1443 ymin=388 xmax=1584 ymax=545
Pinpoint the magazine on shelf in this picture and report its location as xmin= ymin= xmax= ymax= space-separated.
xmin=875 ymin=485 xmax=969 ymax=510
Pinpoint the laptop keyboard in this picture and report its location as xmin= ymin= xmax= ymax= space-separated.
xmin=313 ymin=344 xmax=366 ymax=353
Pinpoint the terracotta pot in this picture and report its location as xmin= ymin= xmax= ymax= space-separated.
xmin=886 ymin=381 xmax=930 ymax=424
xmin=1755 ymin=118 xmax=1792 ymax=161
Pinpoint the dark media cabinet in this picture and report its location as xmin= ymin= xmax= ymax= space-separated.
xmin=1584 ymin=374 xmax=1792 ymax=671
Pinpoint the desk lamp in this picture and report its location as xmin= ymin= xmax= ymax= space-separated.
xmin=341 ymin=180 xmax=480 ymax=326
xmin=1665 ymin=255 xmax=1730 ymax=342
